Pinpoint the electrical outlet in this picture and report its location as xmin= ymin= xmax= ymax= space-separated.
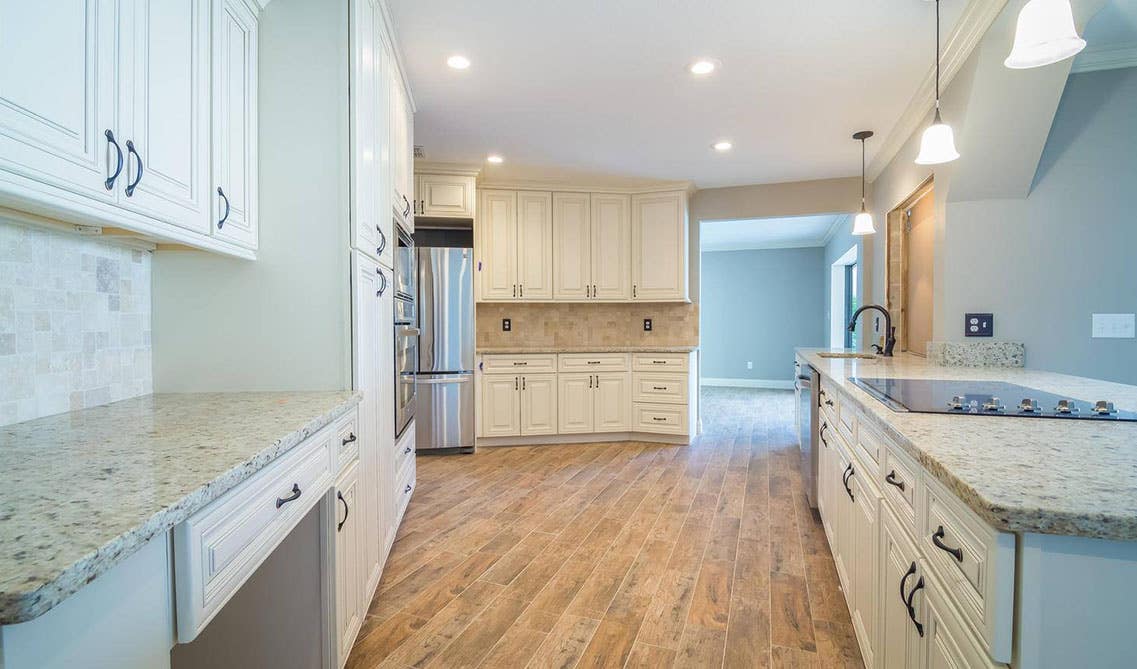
xmin=643 ymin=318 xmax=652 ymax=332
xmin=746 ymin=361 xmax=753 ymax=370
xmin=965 ymin=313 xmax=994 ymax=337
xmin=502 ymin=318 xmax=511 ymax=332
xmin=1092 ymin=313 xmax=1135 ymax=339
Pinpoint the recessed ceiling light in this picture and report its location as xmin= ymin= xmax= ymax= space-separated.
xmin=689 ymin=59 xmax=719 ymax=75
xmin=486 ymin=154 xmax=504 ymax=164
xmin=712 ymin=140 xmax=733 ymax=152
xmin=447 ymin=55 xmax=471 ymax=70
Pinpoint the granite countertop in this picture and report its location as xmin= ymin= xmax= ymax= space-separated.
xmin=0 ymin=391 xmax=360 ymax=625
xmin=477 ymin=345 xmax=699 ymax=354
xmin=797 ymin=348 xmax=1137 ymax=541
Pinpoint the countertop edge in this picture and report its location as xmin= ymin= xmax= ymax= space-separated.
xmin=798 ymin=350 xmax=1137 ymax=542
xmin=0 ymin=393 xmax=362 ymax=625
xmin=476 ymin=346 xmax=699 ymax=354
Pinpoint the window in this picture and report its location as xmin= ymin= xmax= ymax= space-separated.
xmin=844 ymin=263 xmax=858 ymax=348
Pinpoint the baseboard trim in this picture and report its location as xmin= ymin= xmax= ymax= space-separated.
xmin=700 ymin=377 xmax=795 ymax=390
xmin=476 ymin=431 xmax=691 ymax=448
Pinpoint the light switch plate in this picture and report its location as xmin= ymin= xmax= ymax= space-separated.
xmin=1092 ymin=313 xmax=1135 ymax=339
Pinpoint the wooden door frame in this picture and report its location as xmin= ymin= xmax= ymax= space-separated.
xmin=885 ymin=176 xmax=934 ymax=355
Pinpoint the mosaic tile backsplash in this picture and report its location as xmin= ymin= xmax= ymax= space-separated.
xmin=476 ymin=302 xmax=699 ymax=349
xmin=0 ymin=223 xmax=152 ymax=426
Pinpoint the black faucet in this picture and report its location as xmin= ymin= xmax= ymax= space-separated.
xmin=847 ymin=304 xmax=896 ymax=357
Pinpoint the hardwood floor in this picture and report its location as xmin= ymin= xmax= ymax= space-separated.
xmin=347 ymin=387 xmax=863 ymax=669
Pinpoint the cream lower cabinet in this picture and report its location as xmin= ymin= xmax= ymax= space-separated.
xmin=333 ymin=461 xmax=362 ymax=668
xmin=479 ymin=371 xmax=558 ymax=437
xmin=557 ymin=373 xmax=630 ymax=434
xmin=880 ymin=505 xmax=927 ymax=669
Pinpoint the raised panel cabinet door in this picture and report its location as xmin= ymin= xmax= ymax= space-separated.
xmin=552 ymin=192 xmax=591 ymax=301
xmin=631 ymin=191 xmax=688 ymax=301
xmin=593 ymin=372 xmax=631 ymax=432
xmin=387 ymin=57 xmax=404 ymax=217
xmin=418 ymin=174 xmax=475 ymax=218
xmin=335 ymin=464 xmax=363 ymax=667
xmin=0 ymin=0 xmax=120 ymax=205
xmin=119 ymin=0 xmax=211 ymax=233
xmin=590 ymin=193 xmax=632 ymax=300
xmin=481 ymin=375 xmax=521 ymax=437
xmin=477 ymin=190 xmax=518 ymax=301
xmin=557 ymin=374 xmax=594 ymax=434
xmin=520 ymin=374 xmax=558 ymax=436
xmin=880 ymin=508 xmax=926 ymax=669
xmin=516 ymin=191 xmax=553 ymax=300
xmin=402 ymin=91 xmax=414 ymax=232
xmin=850 ymin=472 xmax=881 ymax=669
xmin=211 ymin=0 xmax=258 ymax=249
xmin=831 ymin=448 xmax=853 ymax=590
xmin=350 ymin=0 xmax=381 ymax=261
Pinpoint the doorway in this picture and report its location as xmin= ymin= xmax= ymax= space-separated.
xmin=886 ymin=178 xmax=934 ymax=356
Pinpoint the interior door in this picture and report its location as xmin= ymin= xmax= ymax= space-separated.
xmin=631 ymin=191 xmax=687 ymax=301
xmin=211 ymin=0 xmax=257 ymax=248
xmin=119 ymin=0 xmax=211 ymax=233
xmin=552 ymin=192 xmax=591 ymax=300
xmin=594 ymin=372 xmax=630 ymax=432
xmin=480 ymin=375 xmax=520 ymax=437
xmin=590 ymin=193 xmax=632 ymax=300
xmin=905 ymin=190 xmax=935 ymax=356
xmin=0 ymin=0 xmax=121 ymax=204
xmin=520 ymin=374 xmax=557 ymax=435
xmin=477 ymin=190 xmax=517 ymax=301
xmin=557 ymin=374 xmax=594 ymax=434
xmin=516 ymin=191 xmax=553 ymax=300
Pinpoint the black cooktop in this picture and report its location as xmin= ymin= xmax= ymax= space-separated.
xmin=849 ymin=377 xmax=1137 ymax=422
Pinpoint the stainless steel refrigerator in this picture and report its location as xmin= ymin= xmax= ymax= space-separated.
xmin=415 ymin=246 xmax=475 ymax=452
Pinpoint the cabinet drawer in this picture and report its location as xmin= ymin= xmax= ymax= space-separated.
xmin=631 ymin=353 xmax=688 ymax=372
xmin=836 ymin=393 xmax=856 ymax=443
xmin=335 ymin=411 xmax=360 ymax=472
xmin=395 ymin=451 xmax=416 ymax=518
xmin=633 ymin=402 xmax=689 ymax=435
xmin=921 ymin=476 xmax=1015 ymax=663
xmin=174 ymin=424 xmax=335 ymax=641
xmin=394 ymin=430 xmax=415 ymax=474
xmin=632 ymin=372 xmax=688 ymax=404
xmin=853 ymin=420 xmax=882 ymax=471
xmin=879 ymin=440 xmax=920 ymax=530
xmin=559 ymin=352 xmax=629 ymax=372
xmin=482 ymin=354 xmax=557 ymax=374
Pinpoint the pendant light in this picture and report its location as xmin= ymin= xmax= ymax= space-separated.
xmin=1005 ymin=0 xmax=1086 ymax=69
xmin=915 ymin=0 xmax=960 ymax=165
xmin=852 ymin=131 xmax=876 ymax=236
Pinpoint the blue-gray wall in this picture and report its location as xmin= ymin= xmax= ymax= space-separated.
xmin=823 ymin=222 xmax=861 ymax=347
xmin=700 ymin=247 xmax=826 ymax=382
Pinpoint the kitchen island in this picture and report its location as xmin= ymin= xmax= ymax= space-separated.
xmin=796 ymin=349 xmax=1137 ymax=669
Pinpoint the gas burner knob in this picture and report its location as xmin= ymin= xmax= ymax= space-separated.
xmin=1018 ymin=399 xmax=1040 ymax=413
xmin=947 ymin=396 xmax=964 ymax=410
xmin=1093 ymin=401 xmax=1116 ymax=415
xmin=982 ymin=397 xmax=1004 ymax=412
xmin=1055 ymin=399 xmax=1079 ymax=414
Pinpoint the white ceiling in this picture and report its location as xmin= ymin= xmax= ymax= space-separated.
xmin=700 ymin=214 xmax=846 ymax=252
xmin=389 ymin=0 xmax=967 ymax=188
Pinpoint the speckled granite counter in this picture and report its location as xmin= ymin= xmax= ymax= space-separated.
xmin=477 ymin=345 xmax=698 ymax=354
xmin=0 ymin=391 xmax=360 ymax=625
xmin=797 ymin=349 xmax=1137 ymax=541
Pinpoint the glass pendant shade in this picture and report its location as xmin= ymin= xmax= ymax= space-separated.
xmin=1005 ymin=0 xmax=1086 ymax=69
xmin=915 ymin=113 xmax=960 ymax=165
xmin=852 ymin=211 xmax=876 ymax=236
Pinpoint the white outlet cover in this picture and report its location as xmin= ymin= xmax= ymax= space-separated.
xmin=1092 ymin=313 xmax=1136 ymax=339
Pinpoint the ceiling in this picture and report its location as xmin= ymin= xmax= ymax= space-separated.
xmin=388 ymin=0 xmax=967 ymax=188
xmin=700 ymin=214 xmax=846 ymax=252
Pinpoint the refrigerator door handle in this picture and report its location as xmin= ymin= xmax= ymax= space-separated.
xmin=417 ymin=374 xmax=472 ymax=384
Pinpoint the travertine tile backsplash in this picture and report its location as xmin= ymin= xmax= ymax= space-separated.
xmin=0 ymin=223 xmax=152 ymax=426
xmin=476 ymin=302 xmax=698 ymax=349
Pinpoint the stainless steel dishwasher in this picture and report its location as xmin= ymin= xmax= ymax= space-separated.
xmin=795 ymin=361 xmax=820 ymax=509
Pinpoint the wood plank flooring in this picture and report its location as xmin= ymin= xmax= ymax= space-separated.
xmin=347 ymin=387 xmax=863 ymax=669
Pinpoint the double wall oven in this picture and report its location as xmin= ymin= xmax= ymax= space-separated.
xmin=393 ymin=225 xmax=417 ymax=437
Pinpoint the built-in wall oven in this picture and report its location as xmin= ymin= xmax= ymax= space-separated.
xmin=393 ymin=226 xmax=417 ymax=437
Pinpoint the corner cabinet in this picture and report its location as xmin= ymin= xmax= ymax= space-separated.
xmin=631 ymin=191 xmax=688 ymax=301
xmin=0 ymin=0 xmax=263 ymax=258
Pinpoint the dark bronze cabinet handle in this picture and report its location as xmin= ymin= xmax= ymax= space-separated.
xmin=842 ymin=464 xmax=855 ymax=501
xmin=124 ymin=140 xmax=143 ymax=197
xmin=820 ymin=422 xmax=830 ymax=448
xmin=403 ymin=195 xmax=410 ymax=217
xmin=341 ymin=432 xmax=356 ymax=446
xmin=217 ymin=186 xmax=230 ymax=228
xmin=276 ymin=483 xmax=301 ymax=508
xmin=377 ymin=270 xmax=387 ymax=297
xmin=886 ymin=470 xmax=906 ymax=491
xmin=903 ymin=566 xmax=926 ymax=637
xmin=652 ymin=386 xmax=667 ymax=391
xmin=337 ymin=491 xmax=349 ymax=532
xmin=404 ymin=484 xmax=412 ymax=494
xmin=105 ymin=129 xmax=124 ymax=190
xmin=522 ymin=376 xmax=526 ymax=390
xmin=404 ymin=446 xmax=412 ymax=454
xmin=932 ymin=526 xmax=963 ymax=562
xmin=376 ymin=226 xmax=387 ymax=255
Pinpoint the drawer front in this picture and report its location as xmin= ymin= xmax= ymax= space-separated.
xmin=395 ymin=452 xmax=416 ymax=518
xmin=836 ymin=391 xmax=856 ymax=442
xmin=819 ymin=378 xmax=838 ymax=414
xmin=174 ymin=424 xmax=336 ymax=641
xmin=559 ymin=352 xmax=629 ymax=372
xmin=482 ymin=354 xmax=557 ymax=374
xmin=631 ymin=372 xmax=688 ymax=404
xmin=924 ymin=564 xmax=1008 ymax=669
xmin=631 ymin=352 xmax=689 ymax=372
xmin=335 ymin=411 xmax=360 ymax=472
xmin=394 ymin=428 xmax=415 ymax=473
xmin=853 ymin=420 xmax=882 ymax=470
xmin=633 ymin=402 xmax=689 ymax=435
xmin=879 ymin=441 xmax=920 ymax=529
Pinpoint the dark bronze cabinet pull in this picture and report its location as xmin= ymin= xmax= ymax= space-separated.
xmin=377 ymin=270 xmax=387 ymax=297
xmin=105 ymin=129 xmax=124 ymax=190
xmin=341 ymin=432 xmax=356 ymax=445
xmin=217 ymin=187 xmax=230 ymax=228
xmin=652 ymin=386 xmax=667 ymax=391
xmin=337 ymin=491 xmax=349 ymax=532
xmin=404 ymin=446 xmax=412 ymax=454
xmin=124 ymin=140 xmax=143 ymax=197
xmin=885 ymin=470 xmax=906 ymax=491
xmin=588 ymin=375 xmax=593 ymax=389
xmin=522 ymin=376 xmax=526 ymax=390
xmin=842 ymin=464 xmax=855 ymax=501
xmin=376 ymin=226 xmax=387 ymax=256
xmin=902 ymin=565 xmax=926 ymax=637
xmin=820 ymin=422 xmax=830 ymax=448
xmin=932 ymin=525 xmax=964 ymax=562
xmin=276 ymin=483 xmax=301 ymax=508
xmin=403 ymin=195 xmax=410 ymax=217
xmin=404 ymin=484 xmax=412 ymax=494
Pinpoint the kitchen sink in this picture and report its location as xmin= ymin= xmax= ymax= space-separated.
xmin=817 ymin=352 xmax=877 ymax=359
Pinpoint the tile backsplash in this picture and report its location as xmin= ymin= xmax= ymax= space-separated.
xmin=0 ymin=223 xmax=152 ymax=426
xmin=476 ymin=302 xmax=698 ymax=349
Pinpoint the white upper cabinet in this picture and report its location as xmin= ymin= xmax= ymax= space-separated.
xmin=351 ymin=0 xmax=392 ymax=267
xmin=516 ymin=191 xmax=553 ymax=301
xmin=478 ymin=190 xmax=518 ymax=301
xmin=415 ymin=173 xmax=475 ymax=219
xmin=590 ymin=193 xmax=632 ymax=300
xmin=552 ymin=193 xmax=591 ymax=301
xmin=211 ymin=0 xmax=258 ymax=248
xmin=118 ymin=0 xmax=211 ymax=234
xmin=387 ymin=51 xmax=413 ymax=230
xmin=631 ymin=191 xmax=688 ymax=301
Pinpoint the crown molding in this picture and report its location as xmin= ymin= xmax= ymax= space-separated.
xmin=1072 ymin=43 xmax=1137 ymax=74
xmin=703 ymin=239 xmax=830 ymax=253
xmin=414 ymin=162 xmax=483 ymax=177
xmin=867 ymin=0 xmax=1008 ymax=181
xmin=821 ymin=214 xmax=853 ymax=246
